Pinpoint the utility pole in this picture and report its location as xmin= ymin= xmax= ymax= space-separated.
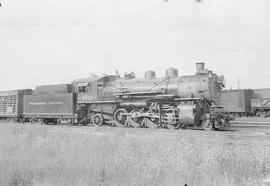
xmin=237 ymin=79 xmax=240 ymax=89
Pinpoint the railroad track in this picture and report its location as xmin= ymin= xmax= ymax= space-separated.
xmin=231 ymin=120 xmax=270 ymax=129
xmin=2 ymin=119 xmax=270 ymax=130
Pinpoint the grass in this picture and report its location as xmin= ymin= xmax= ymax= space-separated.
xmin=0 ymin=124 xmax=270 ymax=186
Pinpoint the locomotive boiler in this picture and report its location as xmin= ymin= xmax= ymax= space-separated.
xmin=72 ymin=63 xmax=227 ymax=130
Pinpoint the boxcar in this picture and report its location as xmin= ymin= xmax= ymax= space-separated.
xmin=253 ymin=88 xmax=270 ymax=99
xmin=0 ymin=89 xmax=32 ymax=120
xmin=219 ymin=89 xmax=253 ymax=116
xmin=23 ymin=93 xmax=76 ymax=123
xmin=251 ymin=88 xmax=270 ymax=116
xmin=251 ymin=98 xmax=270 ymax=109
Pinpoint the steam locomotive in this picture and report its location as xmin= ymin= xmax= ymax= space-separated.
xmin=0 ymin=63 xmax=229 ymax=130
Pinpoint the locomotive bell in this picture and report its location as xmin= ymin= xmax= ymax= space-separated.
xmin=165 ymin=68 xmax=178 ymax=79
xmin=196 ymin=62 xmax=205 ymax=73
xmin=144 ymin=71 xmax=156 ymax=79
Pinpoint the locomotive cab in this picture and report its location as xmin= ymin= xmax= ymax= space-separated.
xmin=72 ymin=75 xmax=116 ymax=103
xmin=72 ymin=75 xmax=117 ymax=124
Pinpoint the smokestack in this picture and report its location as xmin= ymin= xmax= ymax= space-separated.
xmin=196 ymin=63 xmax=205 ymax=73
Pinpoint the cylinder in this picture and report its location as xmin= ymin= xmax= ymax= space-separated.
xmin=196 ymin=63 xmax=205 ymax=73
xmin=144 ymin=71 xmax=156 ymax=79
xmin=165 ymin=68 xmax=179 ymax=78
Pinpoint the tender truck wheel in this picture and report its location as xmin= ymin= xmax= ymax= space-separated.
xmin=93 ymin=114 xmax=104 ymax=127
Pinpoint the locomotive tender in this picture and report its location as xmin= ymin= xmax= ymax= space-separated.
xmin=0 ymin=63 xmax=228 ymax=130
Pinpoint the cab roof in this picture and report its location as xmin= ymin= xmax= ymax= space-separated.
xmin=71 ymin=75 xmax=115 ymax=85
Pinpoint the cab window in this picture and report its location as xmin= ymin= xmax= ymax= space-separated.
xmin=78 ymin=86 xmax=86 ymax=93
xmin=77 ymin=83 xmax=90 ymax=93
xmin=98 ymin=82 xmax=103 ymax=89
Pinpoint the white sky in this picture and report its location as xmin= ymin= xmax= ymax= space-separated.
xmin=0 ymin=0 xmax=270 ymax=91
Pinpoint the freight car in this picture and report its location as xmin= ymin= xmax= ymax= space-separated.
xmin=219 ymin=88 xmax=270 ymax=117
xmin=0 ymin=89 xmax=32 ymax=122
xmin=219 ymin=89 xmax=253 ymax=117
xmin=251 ymin=88 xmax=270 ymax=117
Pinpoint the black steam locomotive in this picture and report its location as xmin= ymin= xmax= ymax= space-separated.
xmin=0 ymin=63 xmax=229 ymax=130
